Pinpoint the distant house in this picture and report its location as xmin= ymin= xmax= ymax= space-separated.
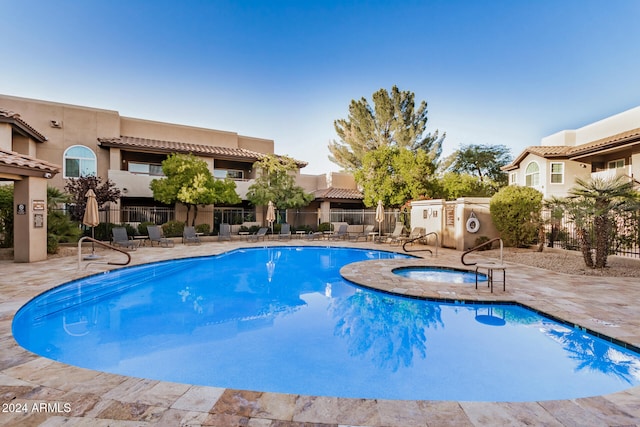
xmin=503 ymin=106 xmax=640 ymax=198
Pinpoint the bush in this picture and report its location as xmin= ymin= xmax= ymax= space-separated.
xmin=490 ymin=186 xmax=543 ymax=247
xmin=195 ymin=223 xmax=211 ymax=235
xmin=473 ymin=236 xmax=492 ymax=250
xmin=162 ymin=221 xmax=185 ymax=238
xmin=317 ymin=222 xmax=331 ymax=232
xmin=48 ymin=211 xmax=82 ymax=243
xmin=47 ymin=233 xmax=59 ymax=254
xmin=138 ymin=221 xmax=155 ymax=236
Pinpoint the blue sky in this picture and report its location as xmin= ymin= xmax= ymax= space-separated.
xmin=2 ymin=0 xmax=640 ymax=174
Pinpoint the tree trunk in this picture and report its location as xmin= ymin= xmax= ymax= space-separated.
xmin=594 ymin=215 xmax=609 ymax=269
xmin=537 ymin=225 xmax=545 ymax=252
xmin=577 ymin=227 xmax=594 ymax=268
xmin=192 ymin=205 xmax=199 ymax=227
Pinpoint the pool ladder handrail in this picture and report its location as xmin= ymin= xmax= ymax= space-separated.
xmin=77 ymin=236 xmax=131 ymax=270
xmin=461 ymin=237 xmax=503 ymax=266
xmin=402 ymin=232 xmax=439 ymax=257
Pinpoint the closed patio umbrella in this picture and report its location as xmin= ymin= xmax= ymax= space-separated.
xmin=375 ymin=200 xmax=384 ymax=238
xmin=266 ymin=201 xmax=276 ymax=235
xmin=82 ymin=189 xmax=100 ymax=259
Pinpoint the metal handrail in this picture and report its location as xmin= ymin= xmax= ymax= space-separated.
xmin=77 ymin=236 xmax=131 ymax=270
xmin=402 ymin=232 xmax=439 ymax=256
xmin=461 ymin=237 xmax=503 ymax=266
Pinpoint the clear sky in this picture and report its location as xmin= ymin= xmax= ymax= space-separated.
xmin=2 ymin=0 xmax=640 ymax=174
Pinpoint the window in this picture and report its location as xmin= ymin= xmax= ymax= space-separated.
xmin=550 ymin=162 xmax=564 ymax=184
xmin=607 ymin=159 xmax=625 ymax=169
xmin=525 ymin=162 xmax=540 ymax=187
xmin=64 ymin=145 xmax=96 ymax=178
xmin=509 ymin=172 xmax=517 ymax=185
xmin=128 ymin=162 xmax=164 ymax=176
xmin=214 ymin=169 xmax=244 ymax=180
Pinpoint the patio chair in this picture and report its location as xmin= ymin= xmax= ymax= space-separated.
xmin=385 ymin=224 xmax=406 ymax=245
xmin=329 ymin=224 xmax=349 ymax=240
xmin=350 ymin=224 xmax=374 ymax=241
xmin=111 ymin=227 xmax=140 ymax=250
xmin=183 ymin=226 xmax=201 ymax=245
xmin=397 ymin=227 xmax=426 ymax=246
xmin=305 ymin=231 xmax=324 ymax=240
xmin=218 ymin=223 xmax=231 ymax=241
xmin=147 ymin=225 xmax=175 ymax=247
xmin=248 ymin=227 xmax=268 ymax=242
xmin=278 ymin=223 xmax=292 ymax=240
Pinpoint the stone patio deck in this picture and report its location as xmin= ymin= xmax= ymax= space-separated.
xmin=1 ymin=239 xmax=639 ymax=426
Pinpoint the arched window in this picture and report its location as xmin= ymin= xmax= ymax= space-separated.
xmin=525 ymin=162 xmax=540 ymax=187
xmin=63 ymin=145 xmax=96 ymax=178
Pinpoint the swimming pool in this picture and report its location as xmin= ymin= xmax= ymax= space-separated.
xmin=12 ymin=246 xmax=640 ymax=401
xmin=393 ymin=266 xmax=484 ymax=283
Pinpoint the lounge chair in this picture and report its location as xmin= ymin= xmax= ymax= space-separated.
xmin=148 ymin=225 xmax=175 ymax=247
xmin=329 ymin=224 xmax=349 ymax=240
xmin=183 ymin=226 xmax=201 ymax=244
xmin=305 ymin=231 xmax=323 ymax=240
xmin=398 ymin=227 xmax=426 ymax=246
xmin=111 ymin=227 xmax=140 ymax=250
xmin=278 ymin=223 xmax=291 ymax=240
xmin=218 ymin=223 xmax=231 ymax=241
xmin=385 ymin=224 xmax=406 ymax=245
xmin=248 ymin=227 xmax=268 ymax=242
xmin=350 ymin=224 xmax=374 ymax=241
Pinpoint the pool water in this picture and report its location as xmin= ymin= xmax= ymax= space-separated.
xmin=13 ymin=246 xmax=640 ymax=401
xmin=394 ymin=266 xmax=484 ymax=283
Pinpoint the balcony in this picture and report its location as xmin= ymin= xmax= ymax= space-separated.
xmin=108 ymin=169 xmax=255 ymax=199
xmin=591 ymin=166 xmax=631 ymax=181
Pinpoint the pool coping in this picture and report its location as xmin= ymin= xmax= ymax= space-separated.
xmin=2 ymin=240 xmax=640 ymax=426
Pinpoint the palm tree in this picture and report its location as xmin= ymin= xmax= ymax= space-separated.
xmin=568 ymin=176 xmax=639 ymax=269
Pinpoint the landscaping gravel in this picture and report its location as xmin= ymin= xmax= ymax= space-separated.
xmin=482 ymin=247 xmax=640 ymax=277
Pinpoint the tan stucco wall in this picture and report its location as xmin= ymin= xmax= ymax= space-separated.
xmin=509 ymin=153 xmax=591 ymax=199
xmin=13 ymin=177 xmax=48 ymax=262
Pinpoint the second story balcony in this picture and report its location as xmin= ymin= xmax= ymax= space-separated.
xmin=108 ymin=169 xmax=255 ymax=199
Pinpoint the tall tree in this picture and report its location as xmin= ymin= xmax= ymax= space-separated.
xmin=354 ymin=145 xmax=436 ymax=207
xmin=150 ymin=153 xmax=240 ymax=226
xmin=246 ymin=155 xmax=314 ymax=215
xmin=567 ymin=176 xmax=639 ymax=269
xmin=328 ymin=85 xmax=444 ymax=172
xmin=440 ymin=144 xmax=511 ymax=192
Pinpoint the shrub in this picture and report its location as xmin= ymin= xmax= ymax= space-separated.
xmin=473 ymin=236 xmax=492 ymax=250
xmin=490 ymin=186 xmax=543 ymax=247
xmin=162 ymin=221 xmax=185 ymax=238
xmin=48 ymin=211 xmax=82 ymax=243
xmin=317 ymin=222 xmax=331 ymax=232
xmin=47 ymin=233 xmax=59 ymax=254
xmin=195 ymin=223 xmax=211 ymax=235
xmin=138 ymin=221 xmax=155 ymax=236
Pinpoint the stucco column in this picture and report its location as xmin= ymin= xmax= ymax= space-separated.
xmin=13 ymin=177 xmax=48 ymax=262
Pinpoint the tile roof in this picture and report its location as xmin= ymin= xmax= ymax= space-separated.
xmin=0 ymin=148 xmax=60 ymax=174
xmin=313 ymin=187 xmax=363 ymax=200
xmin=98 ymin=136 xmax=308 ymax=167
xmin=567 ymin=128 xmax=640 ymax=157
xmin=504 ymin=128 xmax=640 ymax=170
xmin=0 ymin=108 xmax=47 ymax=142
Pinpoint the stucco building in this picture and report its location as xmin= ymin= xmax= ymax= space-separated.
xmin=0 ymin=94 xmax=366 ymax=261
xmin=503 ymin=106 xmax=640 ymax=198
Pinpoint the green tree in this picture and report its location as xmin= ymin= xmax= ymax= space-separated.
xmin=246 ymin=155 xmax=314 ymax=216
xmin=490 ymin=185 xmax=543 ymax=247
xmin=440 ymin=144 xmax=511 ymax=194
xmin=354 ymin=145 xmax=436 ymax=207
xmin=435 ymin=172 xmax=494 ymax=200
xmin=150 ymin=153 xmax=241 ymax=226
xmin=567 ymin=176 xmax=639 ymax=269
xmin=328 ymin=85 xmax=444 ymax=172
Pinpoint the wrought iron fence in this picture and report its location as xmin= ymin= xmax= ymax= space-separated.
xmin=542 ymin=208 xmax=640 ymax=258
